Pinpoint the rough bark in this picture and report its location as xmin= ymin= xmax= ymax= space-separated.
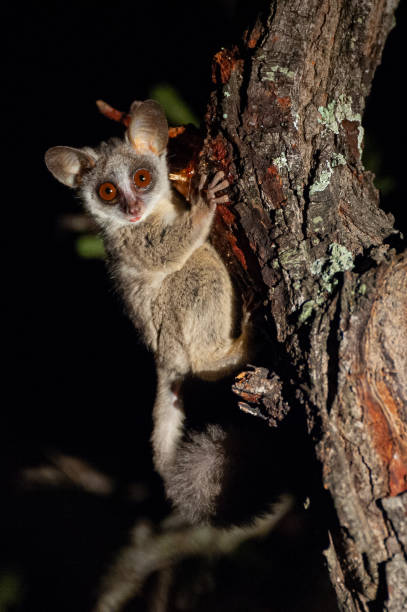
xmin=203 ymin=1 xmax=406 ymax=610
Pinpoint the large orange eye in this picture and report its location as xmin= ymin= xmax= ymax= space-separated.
xmin=134 ymin=168 xmax=152 ymax=188
xmin=98 ymin=182 xmax=117 ymax=202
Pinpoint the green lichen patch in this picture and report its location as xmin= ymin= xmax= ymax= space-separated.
xmin=309 ymin=152 xmax=347 ymax=196
xmin=309 ymin=161 xmax=333 ymax=195
xmin=263 ymin=65 xmax=295 ymax=82
xmin=298 ymin=299 xmax=316 ymax=323
xmin=331 ymin=153 xmax=346 ymax=167
xmin=315 ymin=242 xmax=354 ymax=293
xmin=273 ymin=152 xmax=288 ymax=171
xmin=318 ymin=94 xmax=362 ymax=156
xmin=320 ymin=272 xmax=339 ymax=294
xmin=318 ymin=100 xmax=338 ymax=133
xmin=279 ymin=247 xmax=301 ymax=268
xmin=299 ymin=243 xmax=354 ymax=324
xmin=279 ymin=240 xmax=308 ymax=272
xmin=310 ymin=258 xmax=325 ymax=276
xmin=328 ymin=242 xmax=354 ymax=272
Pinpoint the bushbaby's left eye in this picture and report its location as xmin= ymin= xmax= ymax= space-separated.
xmin=134 ymin=168 xmax=152 ymax=188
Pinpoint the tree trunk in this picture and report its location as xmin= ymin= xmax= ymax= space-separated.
xmin=203 ymin=1 xmax=406 ymax=610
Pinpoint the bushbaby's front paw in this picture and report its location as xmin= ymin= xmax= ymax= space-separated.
xmin=206 ymin=171 xmax=230 ymax=205
xmin=192 ymin=171 xmax=229 ymax=211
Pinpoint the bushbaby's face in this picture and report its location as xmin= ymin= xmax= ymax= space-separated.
xmin=79 ymin=142 xmax=169 ymax=228
xmin=45 ymin=140 xmax=170 ymax=229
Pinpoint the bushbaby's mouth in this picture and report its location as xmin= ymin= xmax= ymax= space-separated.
xmin=120 ymin=198 xmax=143 ymax=222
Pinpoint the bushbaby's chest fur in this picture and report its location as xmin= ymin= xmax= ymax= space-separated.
xmin=109 ymin=226 xmax=234 ymax=355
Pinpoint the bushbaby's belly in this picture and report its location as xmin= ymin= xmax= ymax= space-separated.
xmin=153 ymin=244 xmax=236 ymax=360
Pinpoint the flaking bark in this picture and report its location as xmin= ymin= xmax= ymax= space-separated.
xmin=203 ymin=1 xmax=406 ymax=609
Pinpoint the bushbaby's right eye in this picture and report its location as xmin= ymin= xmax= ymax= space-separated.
xmin=98 ymin=182 xmax=117 ymax=202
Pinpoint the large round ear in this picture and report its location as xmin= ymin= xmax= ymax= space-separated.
xmin=127 ymin=100 xmax=168 ymax=156
xmin=45 ymin=146 xmax=96 ymax=188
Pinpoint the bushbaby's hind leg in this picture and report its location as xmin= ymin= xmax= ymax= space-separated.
xmin=192 ymin=312 xmax=252 ymax=381
xmin=151 ymin=369 xmax=185 ymax=477
xmin=152 ymin=320 xmax=191 ymax=477
xmin=155 ymin=316 xmax=191 ymax=380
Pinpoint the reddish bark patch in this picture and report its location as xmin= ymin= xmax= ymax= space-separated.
xmin=376 ymin=380 xmax=407 ymax=496
xmin=209 ymin=135 xmax=228 ymax=162
xmin=216 ymin=204 xmax=235 ymax=226
xmin=357 ymin=378 xmax=407 ymax=496
xmin=261 ymin=165 xmax=286 ymax=208
xmin=211 ymin=46 xmax=243 ymax=85
xmin=225 ymin=232 xmax=248 ymax=270
xmin=276 ymin=96 xmax=291 ymax=111
xmin=208 ymin=135 xmax=233 ymax=177
xmin=243 ymin=20 xmax=263 ymax=49
xmin=341 ymin=119 xmax=361 ymax=164
xmin=349 ymin=256 xmax=407 ymax=497
xmin=212 ymin=213 xmax=247 ymax=272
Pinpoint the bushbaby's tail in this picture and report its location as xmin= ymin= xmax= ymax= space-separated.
xmin=163 ymin=420 xmax=284 ymax=526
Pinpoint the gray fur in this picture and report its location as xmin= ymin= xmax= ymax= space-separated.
xmin=163 ymin=425 xmax=227 ymax=524
xmin=45 ymin=100 xmax=251 ymax=524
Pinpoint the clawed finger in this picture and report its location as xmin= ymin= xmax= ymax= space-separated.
xmin=213 ymin=179 xmax=229 ymax=192
xmin=211 ymin=194 xmax=230 ymax=204
xmin=198 ymin=173 xmax=207 ymax=191
xmin=208 ymin=170 xmax=225 ymax=189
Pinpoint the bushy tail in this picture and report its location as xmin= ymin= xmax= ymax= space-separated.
xmin=163 ymin=421 xmax=285 ymax=527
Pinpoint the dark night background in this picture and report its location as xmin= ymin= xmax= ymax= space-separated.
xmin=2 ymin=1 xmax=406 ymax=610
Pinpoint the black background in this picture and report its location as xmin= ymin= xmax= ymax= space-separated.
xmin=2 ymin=1 xmax=406 ymax=610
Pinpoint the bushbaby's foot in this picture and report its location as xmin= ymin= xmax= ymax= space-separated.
xmin=241 ymin=290 xmax=261 ymax=323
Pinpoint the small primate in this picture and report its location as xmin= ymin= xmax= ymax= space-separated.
xmin=45 ymin=101 xmax=280 ymax=526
